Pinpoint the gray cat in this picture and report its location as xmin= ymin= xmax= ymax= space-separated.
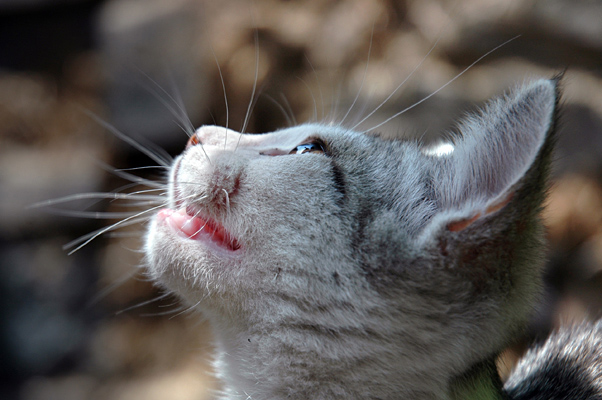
xmin=144 ymin=78 xmax=602 ymax=399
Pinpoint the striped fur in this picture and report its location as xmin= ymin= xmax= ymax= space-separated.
xmin=145 ymin=79 xmax=602 ymax=399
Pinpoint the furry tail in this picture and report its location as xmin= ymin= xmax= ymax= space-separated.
xmin=504 ymin=320 xmax=602 ymax=399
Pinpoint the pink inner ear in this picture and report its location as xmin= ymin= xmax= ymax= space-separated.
xmin=446 ymin=192 xmax=515 ymax=232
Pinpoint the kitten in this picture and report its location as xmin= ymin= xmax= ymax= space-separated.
xmin=144 ymin=78 xmax=602 ymax=399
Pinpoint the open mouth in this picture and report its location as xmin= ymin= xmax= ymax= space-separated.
xmin=157 ymin=207 xmax=241 ymax=251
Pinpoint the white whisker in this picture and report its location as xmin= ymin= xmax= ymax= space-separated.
xmin=87 ymin=268 xmax=141 ymax=307
xmin=79 ymin=107 xmax=172 ymax=167
xmin=168 ymin=300 xmax=202 ymax=320
xmin=104 ymin=231 xmax=147 ymax=239
xmin=63 ymin=215 xmax=152 ymax=251
xmin=297 ymin=76 xmax=318 ymax=122
xmin=261 ymin=93 xmax=294 ymax=127
xmin=157 ymin=299 xmax=182 ymax=308
xmin=140 ymin=306 xmax=186 ymax=318
xmin=30 ymin=192 xmax=164 ymax=208
xmin=280 ymin=93 xmax=297 ymax=126
xmin=167 ymin=71 xmax=197 ymax=135
xmin=305 ymin=54 xmax=324 ymax=121
xmin=222 ymin=189 xmax=231 ymax=215
xmin=116 ymin=165 xmax=170 ymax=172
xmin=127 ymin=188 xmax=167 ymax=195
xmin=340 ymin=26 xmax=374 ymax=126
xmin=135 ymin=67 xmax=196 ymax=136
xmin=363 ymin=35 xmax=521 ymax=133
xmin=238 ymin=29 xmax=260 ymax=148
xmin=45 ymin=208 xmax=157 ymax=220
xmin=65 ymin=204 xmax=165 ymax=255
xmin=210 ymin=45 xmax=230 ymax=149
xmin=350 ymin=31 xmax=444 ymax=132
xmin=118 ymin=200 xmax=165 ymax=208
xmin=115 ymin=292 xmax=173 ymax=315
xmin=94 ymin=161 xmax=166 ymax=189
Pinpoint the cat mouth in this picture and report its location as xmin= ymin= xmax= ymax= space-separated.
xmin=157 ymin=207 xmax=241 ymax=251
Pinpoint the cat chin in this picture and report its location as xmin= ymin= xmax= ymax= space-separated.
xmin=145 ymin=214 xmax=246 ymax=301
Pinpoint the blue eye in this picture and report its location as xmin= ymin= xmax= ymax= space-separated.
xmin=289 ymin=141 xmax=326 ymax=155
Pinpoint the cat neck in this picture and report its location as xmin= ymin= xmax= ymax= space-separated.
xmin=212 ymin=321 xmax=508 ymax=399
xmin=448 ymin=357 xmax=508 ymax=400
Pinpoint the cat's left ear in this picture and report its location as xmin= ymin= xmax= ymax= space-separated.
xmin=423 ymin=79 xmax=559 ymax=240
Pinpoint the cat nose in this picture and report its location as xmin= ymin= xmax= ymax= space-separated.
xmin=186 ymin=133 xmax=201 ymax=149
xmin=190 ymin=125 xmax=244 ymax=149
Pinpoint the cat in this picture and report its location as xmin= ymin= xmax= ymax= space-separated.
xmin=139 ymin=76 xmax=602 ymax=400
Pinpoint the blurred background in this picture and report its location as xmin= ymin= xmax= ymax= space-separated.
xmin=1 ymin=0 xmax=602 ymax=399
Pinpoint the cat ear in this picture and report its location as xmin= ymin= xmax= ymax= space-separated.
xmin=425 ymin=79 xmax=558 ymax=236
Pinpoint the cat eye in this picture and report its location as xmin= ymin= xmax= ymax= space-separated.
xmin=289 ymin=140 xmax=326 ymax=155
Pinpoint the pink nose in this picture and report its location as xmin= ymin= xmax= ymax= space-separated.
xmin=186 ymin=133 xmax=200 ymax=149
xmin=187 ymin=126 xmax=250 ymax=149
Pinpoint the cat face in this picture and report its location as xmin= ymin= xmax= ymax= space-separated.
xmin=145 ymin=79 xmax=558 ymax=386
xmin=146 ymin=122 xmax=441 ymax=315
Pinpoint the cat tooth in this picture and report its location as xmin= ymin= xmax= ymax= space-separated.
xmin=160 ymin=205 xmax=239 ymax=250
xmin=164 ymin=207 xmax=203 ymax=239
xmin=181 ymin=216 xmax=204 ymax=239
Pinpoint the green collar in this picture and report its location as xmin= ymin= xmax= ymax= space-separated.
xmin=449 ymin=358 xmax=508 ymax=400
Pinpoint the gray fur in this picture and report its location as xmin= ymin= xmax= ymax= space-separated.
xmin=144 ymin=79 xmax=601 ymax=399
xmin=505 ymin=321 xmax=602 ymax=399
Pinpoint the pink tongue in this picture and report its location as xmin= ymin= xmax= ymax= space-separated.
xmin=158 ymin=208 xmax=205 ymax=240
xmin=157 ymin=208 xmax=240 ymax=251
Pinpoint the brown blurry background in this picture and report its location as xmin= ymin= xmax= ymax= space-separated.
xmin=1 ymin=0 xmax=602 ymax=399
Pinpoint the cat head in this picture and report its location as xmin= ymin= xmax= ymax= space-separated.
xmin=145 ymin=79 xmax=558 ymax=382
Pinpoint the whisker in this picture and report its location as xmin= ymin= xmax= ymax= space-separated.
xmin=169 ymin=300 xmax=202 ymax=320
xmin=189 ymin=207 xmax=210 ymax=238
xmin=79 ymin=107 xmax=172 ymax=167
xmin=115 ymin=292 xmax=173 ymax=315
xmin=140 ymin=304 xmax=189 ymax=317
xmin=134 ymin=67 xmax=196 ymax=136
xmin=30 ymin=192 xmax=163 ymax=208
xmin=261 ymin=93 xmax=294 ymax=127
xmin=43 ymin=208 xmax=157 ymax=220
xmin=327 ymin=62 xmax=342 ymax=124
xmin=340 ymin=25 xmax=374 ymax=126
xmin=173 ymin=191 xmax=208 ymax=207
xmin=350 ymin=30 xmax=444 ymax=131
xmin=118 ymin=200 xmax=165 ymax=208
xmin=157 ymin=300 xmax=182 ymax=308
xmin=222 ymin=189 xmax=231 ymax=216
xmin=63 ymin=215 xmax=153 ymax=251
xmin=104 ymin=231 xmax=147 ymax=239
xmin=116 ymin=165 xmax=170 ymax=172
xmin=167 ymin=70 xmax=198 ymax=135
xmin=87 ymin=268 xmax=141 ymax=308
xmin=94 ymin=160 xmax=166 ymax=189
xmin=170 ymin=188 xmax=210 ymax=208
xmin=65 ymin=204 xmax=165 ymax=254
xmin=238 ymin=29 xmax=260 ymax=142
xmin=363 ymin=35 xmax=521 ymax=133
xmin=305 ymin=54 xmax=324 ymax=121
xmin=126 ymin=188 xmax=167 ymax=196
xmin=210 ymin=45 xmax=230 ymax=149
xmin=280 ymin=93 xmax=297 ymax=126
xmin=297 ymin=76 xmax=318 ymax=122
